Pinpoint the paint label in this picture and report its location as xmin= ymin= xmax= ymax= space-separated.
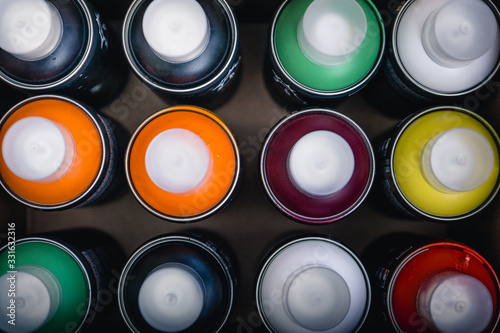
xmin=271 ymin=69 xmax=308 ymax=105
xmin=212 ymin=56 xmax=241 ymax=93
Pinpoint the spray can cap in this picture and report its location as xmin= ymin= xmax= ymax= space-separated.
xmin=417 ymin=271 xmax=494 ymax=332
xmin=0 ymin=266 xmax=61 ymax=333
xmin=0 ymin=0 xmax=63 ymax=61
xmin=287 ymin=130 xmax=355 ymax=197
xmin=138 ymin=264 xmax=205 ymax=332
xmin=145 ymin=128 xmax=212 ymax=194
xmin=142 ymin=0 xmax=210 ymax=63
xmin=2 ymin=116 xmax=75 ymax=183
xmin=297 ymin=0 xmax=367 ymax=66
xmin=421 ymin=127 xmax=495 ymax=193
xmin=421 ymin=0 xmax=498 ymax=68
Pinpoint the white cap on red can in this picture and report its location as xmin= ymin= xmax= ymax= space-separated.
xmin=417 ymin=271 xmax=494 ymax=333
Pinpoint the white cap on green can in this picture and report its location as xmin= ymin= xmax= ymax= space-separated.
xmin=297 ymin=0 xmax=367 ymax=66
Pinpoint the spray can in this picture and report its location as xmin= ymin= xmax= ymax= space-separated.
xmin=0 ymin=0 xmax=125 ymax=106
xmin=126 ymin=105 xmax=240 ymax=222
xmin=256 ymin=235 xmax=371 ymax=333
xmin=268 ymin=0 xmax=385 ymax=105
xmin=123 ymin=0 xmax=240 ymax=105
xmin=0 ymin=95 xmax=119 ymax=210
xmin=369 ymin=0 xmax=500 ymax=112
xmin=260 ymin=108 xmax=374 ymax=224
xmin=365 ymin=235 xmax=500 ymax=333
xmin=118 ymin=233 xmax=236 ymax=333
xmin=377 ymin=106 xmax=500 ymax=221
xmin=0 ymin=229 xmax=124 ymax=333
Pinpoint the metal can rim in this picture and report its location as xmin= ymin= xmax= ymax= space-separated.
xmin=122 ymin=0 xmax=239 ymax=95
xmin=391 ymin=0 xmax=500 ymax=98
xmin=269 ymin=0 xmax=386 ymax=98
xmin=118 ymin=234 xmax=236 ymax=333
xmin=259 ymin=107 xmax=375 ymax=223
xmin=0 ymin=0 xmax=97 ymax=91
xmin=0 ymin=94 xmax=110 ymax=210
xmin=387 ymin=105 xmax=500 ymax=221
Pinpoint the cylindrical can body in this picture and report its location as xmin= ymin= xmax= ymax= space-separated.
xmin=268 ymin=0 xmax=385 ymax=105
xmin=0 ymin=95 xmax=119 ymax=210
xmin=260 ymin=108 xmax=375 ymax=224
xmin=365 ymin=236 xmax=500 ymax=333
xmin=122 ymin=0 xmax=241 ymax=105
xmin=126 ymin=105 xmax=240 ymax=222
xmin=0 ymin=229 xmax=125 ymax=333
xmin=118 ymin=234 xmax=236 ymax=333
xmin=255 ymin=235 xmax=371 ymax=333
xmin=376 ymin=106 xmax=500 ymax=221
xmin=368 ymin=0 xmax=500 ymax=113
xmin=0 ymin=0 xmax=125 ymax=106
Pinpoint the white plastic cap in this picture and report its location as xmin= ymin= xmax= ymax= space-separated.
xmin=145 ymin=128 xmax=212 ymax=195
xmin=297 ymin=0 xmax=367 ymax=66
xmin=2 ymin=116 xmax=76 ymax=183
xmin=421 ymin=127 xmax=494 ymax=193
xmin=283 ymin=266 xmax=350 ymax=331
xmin=0 ymin=0 xmax=62 ymax=61
xmin=287 ymin=130 xmax=355 ymax=197
xmin=0 ymin=267 xmax=61 ymax=333
xmin=417 ymin=271 xmax=493 ymax=333
xmin=142 ymin=0 xmax=210 ymax=63
xmin=138 ymin=265 xmax=205 ymax=332
xmin=421 ymin=0 xmax=498 ymax=68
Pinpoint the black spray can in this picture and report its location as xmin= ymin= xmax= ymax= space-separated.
xmin=118 ymin=233 xmax=236 ymax=332
xmin=0 ymin=0 xmax=125 ymax=106
xmin=122 ymin=0 xmax=241 ymax=107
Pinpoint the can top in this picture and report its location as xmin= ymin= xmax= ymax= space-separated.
xmin=392 ymin=108 xmax=500 ymax=219
xmin=417 ymin=271 xmax=494 ymax=333
xmin=297 ymin=0 xmax=367 ymax=67
xmin=421 ymin=0 xmax=497 ymax=68
xmin=256 ymin=236 xmax=370 ymax=333
xmin=395 ymin=0 xmax=500 ymax=94
xmin=142 ymin=0 xmax=210 ymax=63
xmin=145 ymin=128 xmax=212 ymax=195
xmin=284 ymin=266 xmax=351 ymax=330
xmin=0 ymin=239 xmax=91 ymax=333
xmin=421 ymin=127 xmax=495 ymax=193
xmin=272 ymin=0 xmax=383 ymax=93
xmin=126 ymin=106 xmax=240 ymax=222
xmin=0 ymin=96 xmax=105 ymax=208
xmin=287 ymin=130 xmax=355 ymax=197
xmin=0 ymin=268 xmax=61 ymax=332
xmin=260 ymin=108 xmax=374 ymax=224
xmin=138 ymin=264 xmax=205 ymax=332
xmin=0 ymin=0 xmax=63 ymax=61
xmin=2 ymin=116 xmax=75 ymax=183
xmin=387 ymin=241 xmax=500 ymax=333
xmin=123 ymin=0 xmax=239 ymax=94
